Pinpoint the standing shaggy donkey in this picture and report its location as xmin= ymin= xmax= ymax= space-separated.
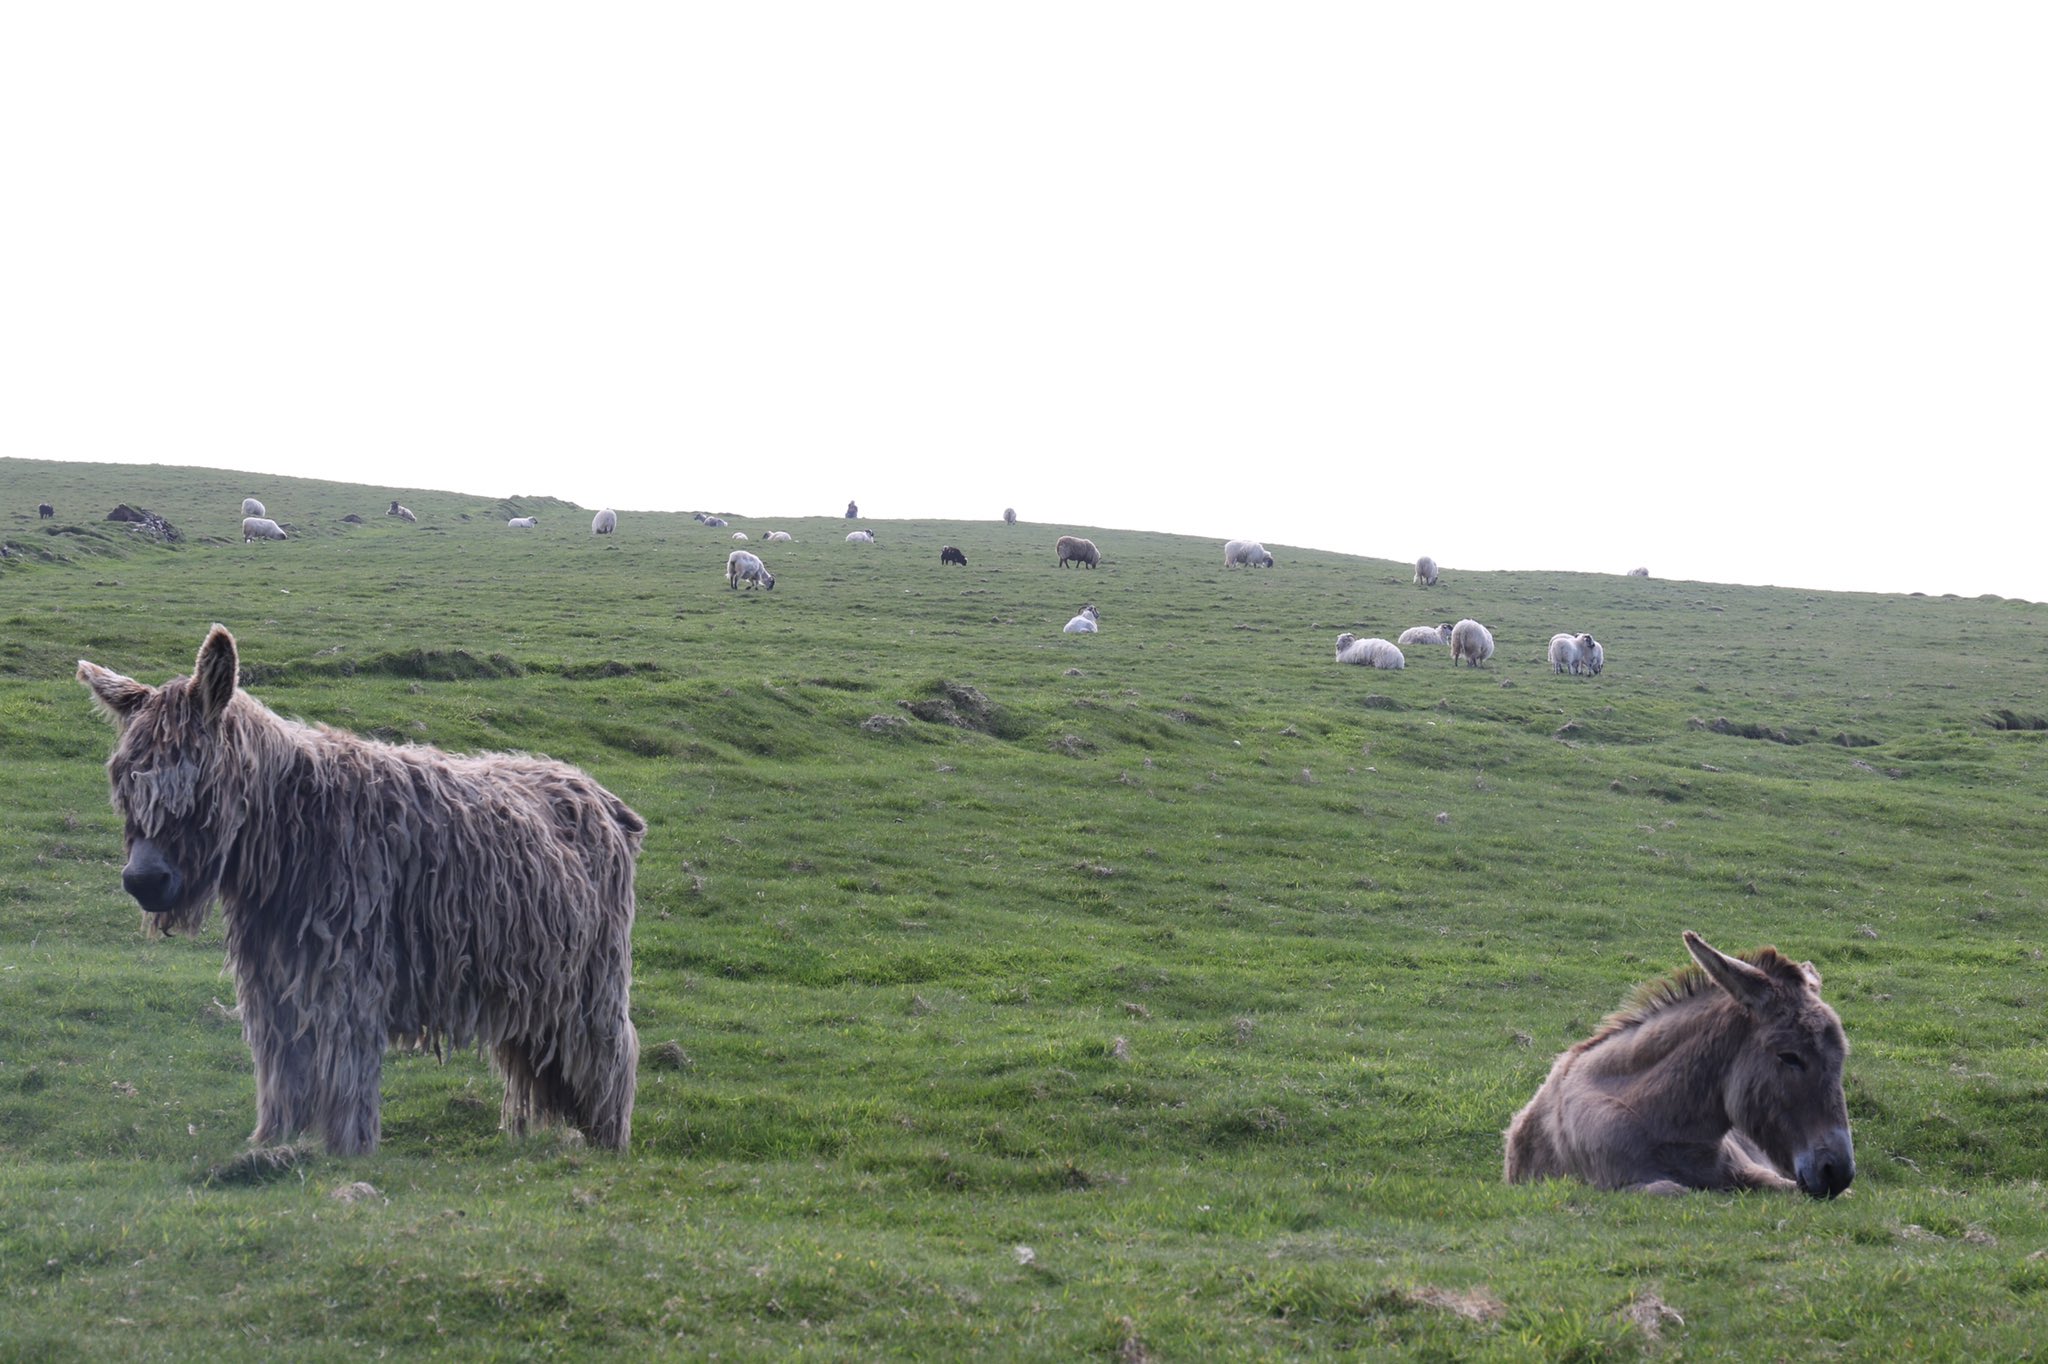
xmin=78 ymin=626 xmax=645 ymax=1156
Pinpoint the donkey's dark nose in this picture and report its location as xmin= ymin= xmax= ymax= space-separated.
xmin=122 ymin=841 xmax=183 ymax=913
xmin=1795 ymin=1135 xmax=1855 ymax=1199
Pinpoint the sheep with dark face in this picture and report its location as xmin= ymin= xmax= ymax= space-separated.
xmin=694 ymin=513 xmax=728 ymax=528
xmin=1415 ymin=556 xmax=1440 ymax=587
xmin=591 ymin=509 xmax=617 ymax=536
xmin=1335 ymin=633 xmax=1404 ymax=669
xmin=242 ymin=517 xmax=288 ymax=542
xmin=1628 ymin=567 xmax=1649 ymax=577
xmin=727 ymin=550 xmax=775 ymax=590
xmin=940 ymin=546 xmax=967 ymax=566
xmin=388 ymin=501 xmax=416 ymax=522
xmin=1450 ymin=619 xmax=1494 ymax=667
xmin=764 ymin=531 xmax=793 ymax=542
xmin=1549 ymin=632 xmax=1596 ymax=675
xmin=1063 ymin=604 xmax=1100 ymax=634
xmin=846 ymin=529 xmax=876 ymax=544
xmin=1223 ymin=539 xmax=1275 ymax=568
xmin=1583 ymin=639 xmax=1604 ymax=675
xmin=1056 ymin=536 xmax=1100 ymax=569
xmin=1398 ymin=623 xmax=1454 ymax=647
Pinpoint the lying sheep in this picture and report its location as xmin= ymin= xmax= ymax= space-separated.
xmin=1627 ymin=567 xmax=1649 ymax=577
xmin=1063 ymin=604 xmax=1100 ymax=634
xmin=694 ymin=512 xmax=728 ymax=528
xmin=732 ymin=531 xmax=748 ymax=541
xmin=1450 ymin=618 xmax=1494 ymax=667
xmin=1056 ymin=535 xmax=1100 ymax=569
xmin=1549 ymin=632 xmax=1595 ymax=675
xmin=591 ymin=508 xmax=617 ymax=536
xmin=1003 ymin=507 xmax=1017 ymax=525
xmin=1415 ymin=556 xmax=1440 ymax=587
xmin=388 ymin=501 xmax=416 ymax=522
xmin=1397 ymin=623 xmax=1454 ymax=647
xmin=940 ymin=546 xmax=967 ymax=566
xmin=1335 ymin=633 xmax=1404 ymax=669
xmin=846 ymin=529 xmax=876 ymax=544
xmin=727 ymin=549 xmax=775 ymax=590
xmin=242 ymin=497 xmax=267 ymax=518
xmin=241 ymin=516 xmax=287 ymax=542
xmin=507 ymin=516 xmax=538 ymax=528
xmin=764 ymin=530 xmax=793 ymax=542
xmin=1223 ymin=539 xmax=1275 ymax=568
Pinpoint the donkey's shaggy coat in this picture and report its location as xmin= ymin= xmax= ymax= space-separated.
xmin=79 ymin=626 xmax=645 ymax=1156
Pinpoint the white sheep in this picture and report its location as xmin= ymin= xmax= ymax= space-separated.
xmin=1583 ymin=638 xmax=1604 ymax=675
xmin=1415 ymin=556 xmax=1440 ymax=587
xmin=1548 ymin=632 xmax=1592 ymax=675
xmin=242 ymin=497 xmax=266 ymax=518
xmin=507 ymin=516 xmax=537 ymax=528
xmin=1063 ymin=604 xmax=1100 ymax=634
xmin=241 ymin=516 xmax=287 ymax=542
xmin=1397 ymin=623 xmax=1454 ymax=647
xmin=1222 ymin=539 xmax=1276 ymax=569
xmin=591 ymin=509 xmax=617 ymax=536
xmin=731 ymin=531 xmax=748 ymax=541
xmin=388 ymin=501 xmax=416 ymax=522
xmin=1003 ymin=508 xmax=1017 ymax=525
xmin=1335 ymin=633 xmax=1404 ymax=669
xmin=1627 ymin=567 xmax=1649 ymax=577
xmin=1450 ymin=618 xmax=1494 ymax=667
xmin=695 ymin=512 xmax=729 ymax=528
xmin=846 ymin=529 xmax=876 ymax=544
xmin=764 ymin=531 xmax=793 ymax=542
xmin=726 ymin=549 xmax=775 ymax=590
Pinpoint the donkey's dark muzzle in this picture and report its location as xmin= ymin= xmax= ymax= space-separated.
xmin=1795 ymin=1132 xmax=1855 ymax=1199
xmin=121 ymin=839 xmax=185 ymax=915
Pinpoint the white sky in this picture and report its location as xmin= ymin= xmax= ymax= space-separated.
xmin=6 ymin=4 xmax=2043 ymax=598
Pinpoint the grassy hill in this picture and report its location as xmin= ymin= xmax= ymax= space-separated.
xmin=4 ymin=455 xmax=2048 ymax=1360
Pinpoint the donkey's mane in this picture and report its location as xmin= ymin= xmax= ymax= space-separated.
xmin=1579 ymin=946 xmax=1798 ymax=1050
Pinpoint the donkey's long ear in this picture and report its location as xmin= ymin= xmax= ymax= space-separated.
xmin=193 ymin=625 xmax=239 ymax=722
xmin=77 ymin=660 xmax=152 ymax=725
xmin=1683 ymin=929 xmax=1773 ymax=1013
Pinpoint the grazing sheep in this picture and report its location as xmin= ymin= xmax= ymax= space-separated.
xmin=731 ymin=531 xmax=748 ymax=541
xmin=1628 ymin=567 xmax=1649 ymax=577
xmin=727 ymin=549 xmax=775 ymax=590
xmin=78 ymin=625 xmax=644 ymax=1154
xmin=1335 ymin=633 xmax=1405 ymax=669
xmin=1063 ymin=604 xmax=1100 ymax=634
xmin=1003 ymin=507 xmax=1017 ymax=525
xmin=242 ymin=498 xmax=266 ymax=518
xmin=388 ymin=501 xmax=416 ymax=523
xmin=241 ymin=517 xmax=287 ymax=542
xmin=1415 ymin=556 xmax=1440 ymax=587
xmin=1055 ymin=535 xmax=1100 ymax=569
xmin=764 ymin=531 xmax=793 ymax=542
xmin=507 ymin=517 xmax=537 ymax=529
xmin=940 ymin=546 xmax=967 ymax=566
xmin=1583 ymin=638 xmax=1604 ymax=675
xmin=591 ymin=509 xmax=617 ymax=536
xmin=1549 ymin=632 xmax=1595 ymax=675
xmin=38 ymin=503 xmax=54 ymax=519
xmin=1450 ymin=618 xmax=1494 ymax=667
xmin=1223 ymin=539 xmax=1275 ymax=569
xmin=1397 ymin=623 xmax=1454 ymax=647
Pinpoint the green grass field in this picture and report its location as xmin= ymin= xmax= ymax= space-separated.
xmin=4 ymin=456 xmax=2048 ymax=1360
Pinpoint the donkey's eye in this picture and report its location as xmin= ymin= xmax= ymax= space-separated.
xmin=1777 ymin=1051 xmax=1807 ymax=1070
